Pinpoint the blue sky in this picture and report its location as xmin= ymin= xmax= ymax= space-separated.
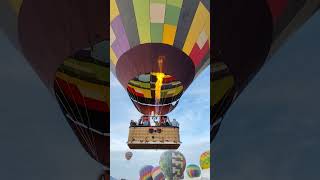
xmin=110 ymin=67 xmax=210 ymax=179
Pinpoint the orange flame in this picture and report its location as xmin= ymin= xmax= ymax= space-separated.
xmin=155 ymin=73 xmax=165 ymax=100
xmin=155 ymin=56 xmax=165 ymax=101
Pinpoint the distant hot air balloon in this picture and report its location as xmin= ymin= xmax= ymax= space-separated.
xmin=0 ymin=0 xmax=110 ymax=177
xmin=139 ymin=165 xmax=154 ymax=180
xmin=151 ymin=166 xmax=165 ymax=180
xmin=199 ymin=150 xmax=210 ymax=170
xmin=186 ymin=164 xmax=201 ymax=178
xmin=159 ymin=150 xmax=186 ymax=179
xmin=211 ymin=0 xmax=320 ymax=141
xmin=110 ymin=0 xmax=210 ymax=150
xmin=125 ymin=151 xmax=133 ymax=160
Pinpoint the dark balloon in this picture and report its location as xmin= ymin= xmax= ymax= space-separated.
xmin=1 ymin=0 xmax=110 ymax=171
xmin=211 ymin=0 xmax=320 ymax=142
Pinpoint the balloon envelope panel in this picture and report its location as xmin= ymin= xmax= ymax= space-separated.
xmin=151 ymin=166 xmax=165 ymax=180
xmin=110 ymin=0 xmax=210 ymax=72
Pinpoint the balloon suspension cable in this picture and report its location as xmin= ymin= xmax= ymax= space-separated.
xmin=55 ymin=80 xmax=98 ymax=160
xmin=59 ymin=1 xmax=99 ymax=158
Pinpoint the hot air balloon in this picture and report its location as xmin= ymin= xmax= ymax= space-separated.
xmin=159 ymin=150 xmax=186 ymax=179
xmin=211 ymin=0 xmax=320 ymax=141
xmin=0 ymin=0 xmax=110 ymax=178
xmin=125 ymin=151 xmax=133 ymax=160
xmin=199 ymin=150 xmax=210 ymax=170
xmin=199 ymin=150 xmax=210 ymax=179
xmin=140 ymin=165 xmax=154 ymax=180
xmin=186 ymin=164 xmax=201 ymax=178
xmin=151 ymin=166 xmax=165 ymax=180
xmin=110 ymin=0 xmax=210 ymax=149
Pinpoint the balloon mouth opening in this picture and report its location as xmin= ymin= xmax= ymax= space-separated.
xmin=126 ymin=72 xmax=184 ymax=115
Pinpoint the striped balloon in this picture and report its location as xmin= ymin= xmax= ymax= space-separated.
xmin=151 ymin=166 xmax=165 ymax=180
xmin=200 ymin=150 xmax=210 ymax=170
xmin=186 ymin=164 xmax=201 ymax=178
xmin=139 ymin=165 xmax=153 ymax=180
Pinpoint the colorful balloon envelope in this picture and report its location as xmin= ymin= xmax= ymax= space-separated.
xmin=151 ymin=166 xmax=165 ymax=180
xmin=140 ymin=165 xmax=154 ymax=180
xmin=1 ymin=0 xmax=110 ymax=172
xmin=200 ymin=150 xmax=210 ymax=169
xmin=110 ymin=0 xmax=210 ymax=115
xmin=186 ymin=164 xmax=201 ymax=178
xmin=54 ymin=43 xmax=110 ymax=167
xmin=200 ymin=150 xmax=210 ymax=170
xmin=159 ymin=150 xmax=186 ymax=179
